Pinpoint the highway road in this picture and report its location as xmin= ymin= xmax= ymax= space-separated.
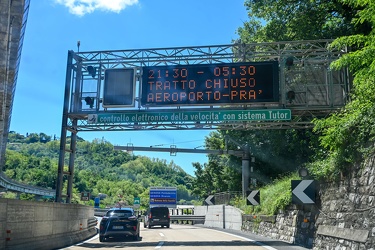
xmin=63 ymin=223 xmax=309 ymax=250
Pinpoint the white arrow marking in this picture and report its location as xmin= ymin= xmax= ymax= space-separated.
xmin=205 ymin=195 xmax=214 ymax=205
xmin=155 ymin=241 xmax=164 ymax=249
xmin=292 ymin=180 xmax=314 ymax=204
xmin=247 ymin=190 xmax=259 ymax=205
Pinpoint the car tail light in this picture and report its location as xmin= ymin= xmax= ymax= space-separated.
xmin=168 ymin=213 xmax=170 ymax=219
xmin=148 ymin=212 xmax=152 ymax=219
xmin=133 ymin=225 xmax=137 ymax=231
xmin=128 ymin=215 xmax=138 ymax=221
xmin=100 ymin=218 xmax=108 ymax=230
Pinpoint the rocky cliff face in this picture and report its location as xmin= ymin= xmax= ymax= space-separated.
xmin=314 ymin=156 xmax=375 ymax=249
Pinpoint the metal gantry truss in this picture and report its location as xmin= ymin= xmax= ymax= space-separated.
xmin=56 ymin=40 xmax=350 ymax=202
xmin=67 ymin=39 xmax=348 ymax=131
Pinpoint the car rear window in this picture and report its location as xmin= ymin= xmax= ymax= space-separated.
xmin=106 ymin=210 xmax=133 ymax=217
xmin=151 ymin=207 xmax=169 ymax=216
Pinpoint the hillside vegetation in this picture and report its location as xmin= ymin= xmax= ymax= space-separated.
xmin=4 ymin=132 xmax=196 ymax=208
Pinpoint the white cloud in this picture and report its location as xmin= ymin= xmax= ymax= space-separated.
xmin=54 ymin=0 xmax=139 ymax=16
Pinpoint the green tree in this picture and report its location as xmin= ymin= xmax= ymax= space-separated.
xmin=238 ymin=0 xmax=370 ymax=43
xmin=199 ymin=126 xmax=320 ymax=194
xmin=311 ymin=0 xmax=375 ymax=179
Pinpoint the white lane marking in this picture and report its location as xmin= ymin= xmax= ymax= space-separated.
xmin=59 ymin=235 xmax=99 ymax=249
xmin=155 ymin=241 xmax=164 ymax=249
xmin=210 ymin=229 xmax=278 ymax=250
xmin=155 ymin=233 xmax=165 ymax=249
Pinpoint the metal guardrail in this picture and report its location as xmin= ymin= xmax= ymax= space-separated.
xmin=0 ymin=172 xmax=55 ymax=197
xmin=94 ymin=209 xmax=108 ymax=217
xmin=88 ymin=217 xmax=98 ymax=228
xmin=213 ymin=191 xmax=242 ymax=205
xmin=170 ymin=215 xmax=206 ymax=222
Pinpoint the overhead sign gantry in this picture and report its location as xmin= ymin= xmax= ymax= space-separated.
xmin=56 ymin=40 xmax=349 ymax=203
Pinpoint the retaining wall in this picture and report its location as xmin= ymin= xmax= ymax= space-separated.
xmin=0 ymin=198 xmax=97 ymax=250
xmin=242 ymin=205 xmax=318 ymax=248
xmin=313 ymin=157 xmax=375 ymax=249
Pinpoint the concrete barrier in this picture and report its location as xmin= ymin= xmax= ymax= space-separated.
xmin=0 ymin=198 xmax=97 ymax=250
xmin=222 ymin=205 xmax=243 ymax=230
xmin=194 ymin=205 xmax=243 ymax=230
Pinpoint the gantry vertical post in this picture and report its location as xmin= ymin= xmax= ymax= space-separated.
xmin=56 ymin=51 xmax=74 ymax=202
xmin=242 ymin=144 xmax=250 ymax=198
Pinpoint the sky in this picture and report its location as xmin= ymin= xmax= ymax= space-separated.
xmin=10 ymin=0 xmax=249 ymax=176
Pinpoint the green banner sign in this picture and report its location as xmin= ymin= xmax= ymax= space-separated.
xmin=134 ymin=197 xmax=140 ymax=204
xmin=88 ymin=109 xmax=291 ymax=124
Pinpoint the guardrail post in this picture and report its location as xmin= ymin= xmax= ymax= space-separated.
xmin=223 ymin=205 xmax=226 ymax=229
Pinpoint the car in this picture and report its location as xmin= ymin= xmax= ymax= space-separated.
xmin=99 ymin=207 xmax=140 ymax=242
xmin=143 ymin=206 xmax=170 ymax=229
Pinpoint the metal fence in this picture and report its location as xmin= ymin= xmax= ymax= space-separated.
xmin=213 ymin=191 xmax=242 ymax=205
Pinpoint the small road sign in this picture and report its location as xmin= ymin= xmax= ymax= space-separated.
xmin=292 ymin=180 xmax=316 ymax=204
xmin=94 ymin=197 xmax=100 ymax=208
xmin=81 ymin=192 xmax=90 ymax=201
xmin=205 ymin=195 xmax=215 ymax=205
xmin=134 ymin=197 xmax=140 ymax=208
xmin=246 ymin=190 xmax=260 ymax=205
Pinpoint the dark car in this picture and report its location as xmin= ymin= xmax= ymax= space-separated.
xmin=99 ymin=208 xmax=140 ymax=242
xmin=144 ymin=206 xmax=170 ymax=228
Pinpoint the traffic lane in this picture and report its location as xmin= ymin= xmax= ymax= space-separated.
xmin=144 ymin=224 xmax=269 ymax=250
xmin=65 ymin=224 xmax=274 ymax=250
xmin=213 ymin=227 xmax=310 ymax=250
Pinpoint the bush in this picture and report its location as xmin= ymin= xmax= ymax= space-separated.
xmin=231 ymin=173 xmax=298 ymax=215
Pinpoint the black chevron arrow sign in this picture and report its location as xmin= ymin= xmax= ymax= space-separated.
xmin=246 ymin=190 xmax=260 ymax=206
xmin=291 ymin=180 xmax=316 ymax=204
xmin=205 ymin=195 xmax=215 ymax=205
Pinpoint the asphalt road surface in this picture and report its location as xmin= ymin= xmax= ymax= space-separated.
xmin=62 ymin=224 xmax=310 ymax=250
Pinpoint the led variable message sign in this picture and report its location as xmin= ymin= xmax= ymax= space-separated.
xmin=141 ymin=61 xmax=279 ymax=106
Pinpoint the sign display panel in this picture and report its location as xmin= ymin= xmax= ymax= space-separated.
xmin=133 ymin=197 xmax=140 ymax=209
xmin=94 ymin=197 xmax=100 ymax=208
xmin=149 ymin=187 xmax=177 ymax=208
xmin=292 ymin=180 xmax=316 ymax=204
xmin=141 ymin=61 xmax=279 ymax=106
xmin=81 ymin=192 xmax=90 ymax=201
xmin=103 ymin=68 xmax=136 ymax=107
xmin=87 ymin=109 xmax=291 ymax=124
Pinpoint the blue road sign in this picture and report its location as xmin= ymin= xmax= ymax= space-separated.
xmin=150 ymin=187 xmax=177 ymax=208
xmin=94 ymin=197 xmax=100 ymax=208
